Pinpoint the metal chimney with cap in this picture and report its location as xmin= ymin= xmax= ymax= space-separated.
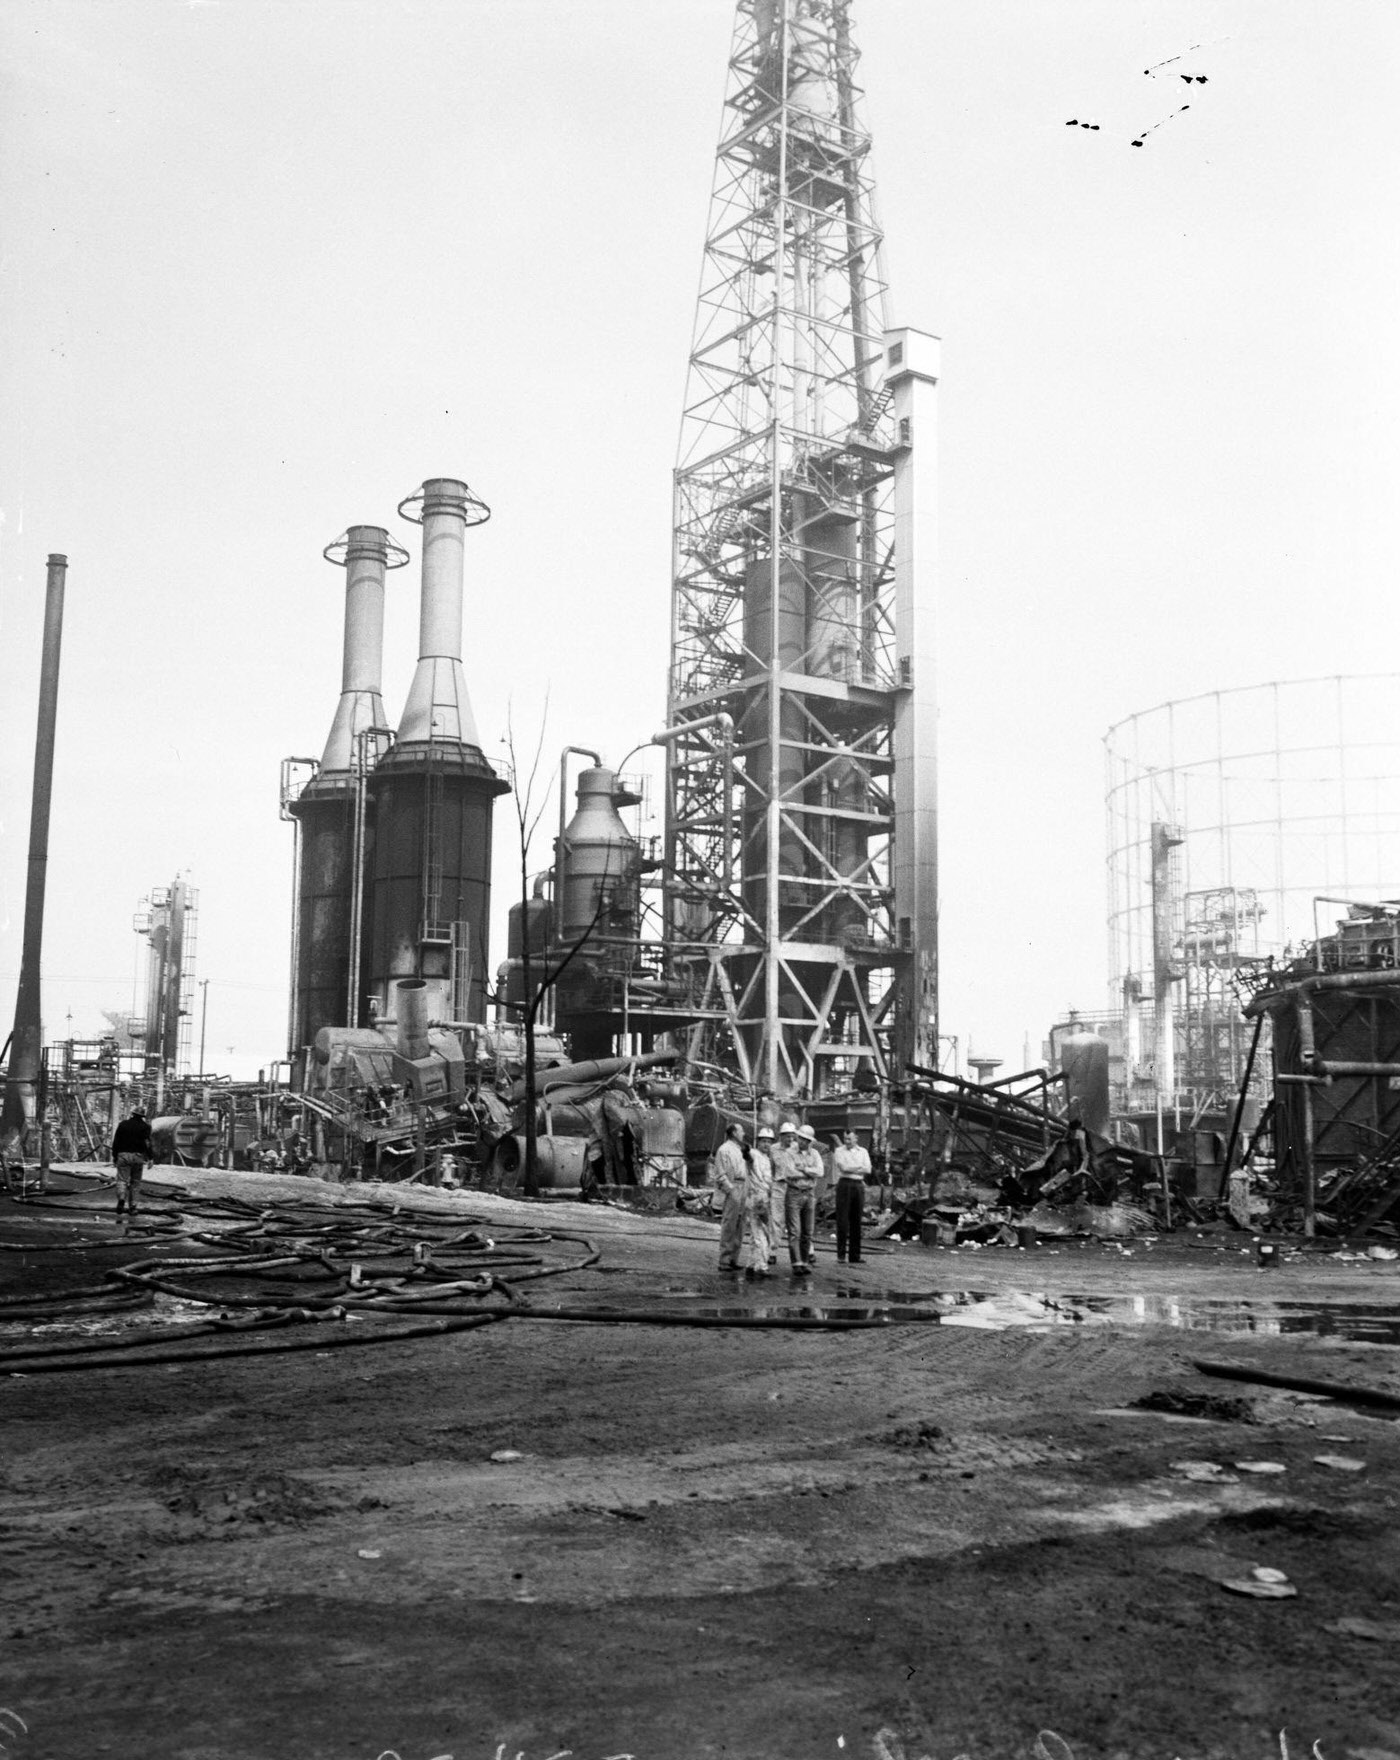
xmin=288 ymin=525 xmax=408 ymax=1050
xmin=364 ymin=477 xmax=508 ymax=1027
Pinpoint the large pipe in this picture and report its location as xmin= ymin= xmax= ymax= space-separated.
xmin=507 ymin=1049 xmax=678 ymax=1105
xmin=395 ymin=979 xmax=431 ymax=1061
xmin=1 ymin=554 xmax=68 ymax=1159
xmin=393 ymin=478 xmax=490 ymax=748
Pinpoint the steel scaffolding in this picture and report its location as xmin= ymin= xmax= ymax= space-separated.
xmin=664 ymin=0 xmax=938 ymax=1097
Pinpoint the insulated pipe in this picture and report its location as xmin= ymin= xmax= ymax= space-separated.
xmin=1 ymin=554 xmax=68 ymax=1160
xmin=395 ymin=979 xmax=431 ymax=1061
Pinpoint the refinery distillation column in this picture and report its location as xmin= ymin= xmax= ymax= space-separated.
xmin=664 ymin=0 xmax=938 ymax=1096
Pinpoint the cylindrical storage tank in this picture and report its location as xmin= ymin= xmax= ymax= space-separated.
xmin=1106 ymin=675 xmax=1400 ymax=1115
xmin=150 ymin=1113 xmax=219 ymax=1167
xmin=1058 ymin=1030 xmax=1111 ymax=1138
xmin=558 ymin=767 xmax=639 ymax=945
xmin=505 ymin=890 xmax=554 ymax=1008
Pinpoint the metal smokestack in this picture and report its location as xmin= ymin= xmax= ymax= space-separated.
xmin=393 ymin=477 xmax=490 ymax=748
xmin=318 ymin=526 xmax=409 ymax=773
xmin=1 ymin=554 xmax=68 ymax=1159
xmin=395 ymin=978 xmax=431 ymax=1061
xmin=364 ymin=476 xmax=508 ymax=1025
xmin=286 ymin=526 xmax=407 ymax=1053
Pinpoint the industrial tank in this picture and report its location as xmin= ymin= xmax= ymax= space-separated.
xmin=504 ymin=878 xmax=554 ymax=1010
xmin=553 ymin=765 xmax=642 ymax=1057
xmin=557 ymin=767 xmax=640 ymax=944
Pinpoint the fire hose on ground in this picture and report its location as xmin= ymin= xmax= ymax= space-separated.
xmin=0 ymin=1176 xmax=903 ymax=1374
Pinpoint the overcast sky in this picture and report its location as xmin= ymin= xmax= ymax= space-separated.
xmin=2 ymin=0 xmax=1397 ymax=1080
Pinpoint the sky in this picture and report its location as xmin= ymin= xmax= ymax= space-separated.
xmin=1 ymin=0 xmax=1397 ymax=1081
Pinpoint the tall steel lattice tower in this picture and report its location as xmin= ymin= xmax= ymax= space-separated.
xmin=665 ymin=0 xmax=938 ymax=1097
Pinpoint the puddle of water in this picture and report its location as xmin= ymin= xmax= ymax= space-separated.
xmin=522 ymin=1302 xmax=939 ymax=1324
xmin=523 ymin=1289 xmax=1400 ymax=1340
xmin=937 ymin=1290 xmax=1400 ymax=1345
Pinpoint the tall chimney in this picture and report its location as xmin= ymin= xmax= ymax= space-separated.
xmin=318 ymin=526 xmax=409 ymax=773
xmin=1 ymin=554 xmax=68 ymax=1160
xmin=363 ymin=476 xmax=508 ymax=1025
xmin=392 ymin=477 xmax=491 ymax=749
xmin=286 ymin=526 xmax=407 ymax=1053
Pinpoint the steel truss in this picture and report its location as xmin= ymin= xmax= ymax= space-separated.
xmin=665 ymin=0 xmax=924 ymax=1097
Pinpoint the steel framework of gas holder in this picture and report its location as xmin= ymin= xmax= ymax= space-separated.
xmin=665 ymin=0 xmax=938 ymax=1098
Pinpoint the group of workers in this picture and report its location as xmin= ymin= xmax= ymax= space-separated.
xmin=711 ymin=1120 xmax=873 ymax=1277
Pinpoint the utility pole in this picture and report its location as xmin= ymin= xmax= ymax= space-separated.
xmin=199 ymin=979 xmax=210 ymax=1077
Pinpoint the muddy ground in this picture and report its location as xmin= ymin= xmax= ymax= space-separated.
xmin=2 ymin=1168 xmax=1399 ymax=1760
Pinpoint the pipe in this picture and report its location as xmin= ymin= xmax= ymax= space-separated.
xmin=1193 ymin=1357 xmax=1400 ymax=1414
xmin=556 ymin=745 xmax=602 ymax=907
xmin=1300 ymin=1076 xmax=1317 ymax=1238
xmin=1 ymin=554 xmax=68 ymax=1161
xmin=507 ymin=1049 xmax=678 ymax=1105
xmin=395 ymin=979 xmax=431 ymax=1061
xmin=1245 ymin=967 xmax=1400 ymax=1029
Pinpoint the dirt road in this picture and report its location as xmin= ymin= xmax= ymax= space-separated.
xmin=2 ymin=1170 xmax=1398 ymax=1760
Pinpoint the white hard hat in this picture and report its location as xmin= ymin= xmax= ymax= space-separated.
xmin=756 ymin=1126 xmax=775 ymax=1141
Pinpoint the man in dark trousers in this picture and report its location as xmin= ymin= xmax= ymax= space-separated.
xmin=111 ymin=1104 xmax=153 ymax=1219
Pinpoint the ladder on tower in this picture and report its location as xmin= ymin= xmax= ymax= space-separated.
xmin=422 ymin=753 xmax=447 ymax=947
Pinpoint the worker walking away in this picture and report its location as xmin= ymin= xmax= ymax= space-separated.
xmin=786 ymin=1123 xmax=824 ymax=1275
xmin=741 ymin=1127 xmax=776 ymax=1278
xmin=712 ymin=1121 xmax=747 ymax=1274
xmin=111 ymin=1104 xmax=153 ymax=1220
xmin=768 ymin=1120 xmax=798 ymax=1263
xmin=833 ymin=1128 xmax=872 ymax=1265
